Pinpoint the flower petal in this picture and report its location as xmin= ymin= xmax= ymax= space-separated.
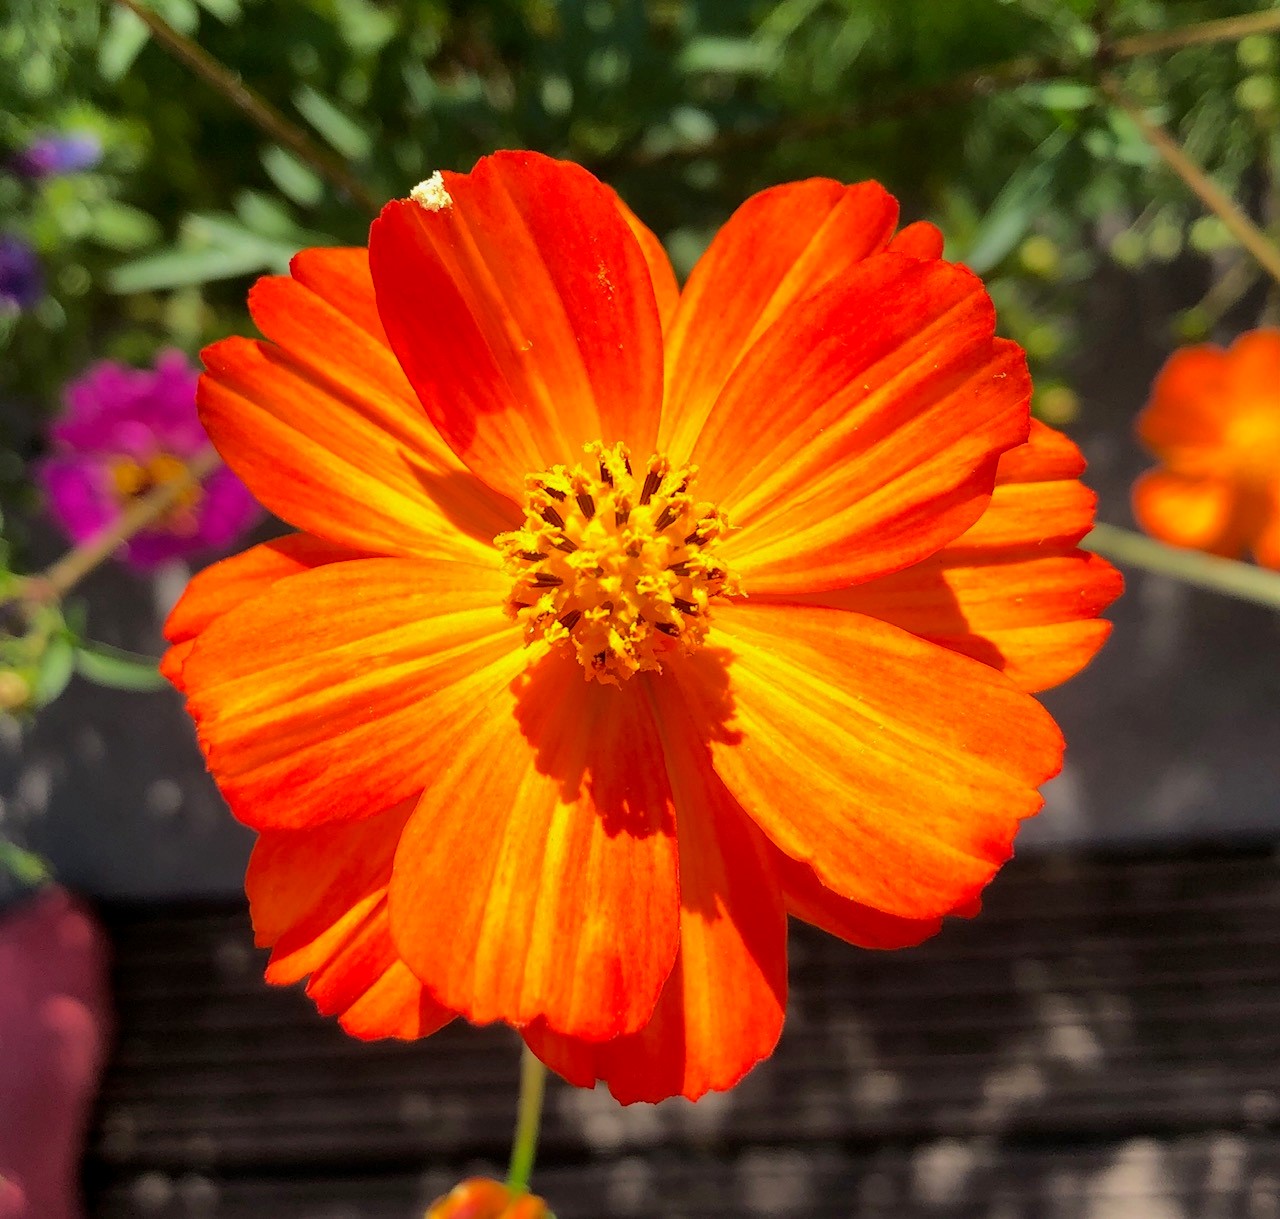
xmin=388 ymin=657 xmax=680 ymax=1042
xmin=889 ymin=220 xmax=945 ymax=260
xmin=199 ymin=251 xmax=511 ymax=562
xmin=1137 ymin=343 xmax=1232 ymax=456
xmin=676 ymin=603 xmax=1062 ymax=919
xmin=785 ymin=422 xmax=1123 ymax=692
xmin=248 ymin=801 xmax=454 ymax=1041
xmin=369 ymin=151 xmax=665 ymax=501
xmin=160 ymin=533 xmax=358 ymax=690
xmin=179 ymin=557 xmax=522 ymax=831
xmin=523 ymin=674 xmax=787 ymax=1103
xmin=1132 ymin=468 xmax=1240 ymax=555
xmin=772 ymin=847 xmax=944 ymax=949
xmin=661 ymin=179 xmax=900 ymax=459
xmin=694 ymin=255 xmax=1029 ymax=594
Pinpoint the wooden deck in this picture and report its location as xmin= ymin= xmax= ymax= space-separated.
xmin=84 ymin=847 xmax=1280 ymax=1217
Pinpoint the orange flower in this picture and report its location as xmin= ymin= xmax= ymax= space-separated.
xmin=1134 ymin=328 xmax=1280 ymax=568
xmin=425 ymin=1179 xmax=548 ymax=1219
xmin=162 ymin=152 xmax=1121 ymax=1104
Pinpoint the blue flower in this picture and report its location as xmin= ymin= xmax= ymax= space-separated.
xmin=0 ymin=235 xmax=42 ymax=313
xmin=10 ymin=132 xmax=102 ymax=180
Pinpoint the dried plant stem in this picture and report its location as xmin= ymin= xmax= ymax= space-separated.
xmin=1101 ymin=75 xmax=1280 ymax=288
xmin=1086 ymin=524 xmax=1280 ymax=611
xmin=21 ymin=449 xmax=223 ymax=605
xmin=1110 ymin=9 xmax=1280 ymax=58
xmin=113 ymin=0 xmax=379 ymax=215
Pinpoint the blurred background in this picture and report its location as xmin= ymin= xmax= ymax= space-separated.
xmin=2 ymin=0 xmax=1280 ymax=1216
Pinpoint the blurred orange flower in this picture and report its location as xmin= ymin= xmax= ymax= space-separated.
xmin=1134 ymin=328 xmax=1280 ymax=568
xmin=163 ymin=151 xmax=1120 ymax=1103
xmin=425 ymin=1179 xmax=548 ymax=1219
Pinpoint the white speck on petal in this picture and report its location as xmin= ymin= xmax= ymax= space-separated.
xmin=410 ymin=171 xmax=452 ymax=211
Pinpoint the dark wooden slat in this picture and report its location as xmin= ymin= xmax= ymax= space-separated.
xmin=86 ymin=849 xmax=1280 ymax=1215
xmin=89 ymin=1133 xmax=1280 ymax=1218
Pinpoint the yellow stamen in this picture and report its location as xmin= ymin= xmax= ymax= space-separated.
xmin=108 ymin=453 xmax=204 ymax=533
xmin=496 ymin=442 xmax=740 ymax=684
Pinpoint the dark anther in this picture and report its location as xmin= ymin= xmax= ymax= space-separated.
xmin=623 ymin=455 xmax=632 ymax=475
xmin=654 ymin=622 xmax=680 ymax=637
xmin=673 ymin=598 xmax=698 ymax=615
xmin=684 ymin=529 xmax=704 ymax=546
xmin=511 ymin=601 xmax=532 ymax=610
xmin=558 ymin=610 xmax=581 ymax=630
xmin=625 ymin=541 xmax=642 ymax=558
xmin=667 ymin=561 xmax=691 ymax=575
xmin=519 ymin=550 xmax=548 ymax=561
xmin=534 ymin=573 xmax=563 ymax=587
xmin=653 ymin=505 xmax=678 ymax=532
xmin=593 ymin=651 xmax=608 ymax=666
xmin=600 ymin=462 xmax=613 ymax=485
xmin=640 ymin=470 xmax=662 ymax=505
xmin=553 ymin=538 xmax=577 ymax=553
xmin=600 ymin=600 xmax=614 ymax=613
xmin=542 ymin=506 xmax=565 ymax=529
xmin=542 ymin=484 xmax=567 ymax=501
xmin=615 ymin=506 xmax=631 ymax=527
xmin=576 ymin=492 xmax=595 ymax=518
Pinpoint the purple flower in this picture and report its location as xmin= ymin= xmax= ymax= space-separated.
xmin=37 ymin=351 xmax=263 ymax=570
xmin=10 ymin=132 xmax=102 ymax=180
xmin=0 ymin=235 xmax=42 ymax=313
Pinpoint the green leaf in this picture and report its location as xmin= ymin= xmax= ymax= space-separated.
xmin=261 ymin=145 xmax=325 ymax=207
xmin=963 ymin=132 xmax=1068 ymax=274
xmin=89 ymin=200 xmax=163 ymax=252
xmin=194 ymin=0 xmax=240 ymax=21
xmin=678 ymin=36 xmax=776 ymax=77
xmin=75 ymin=642 xmax=167 ymax=691
xmin=107 ymin=211 xmax=314 ymax=293
xmin=0 ymin=840 xmax=50 ymax=888
xmin=293 ymin=85 xmax=371 ymax=161
xmin=98 ymin=5 xmax=149 ymax=82
xmin=235 ymin=190 xmax=300 ymax=239
xmin=33 ymin=635 xmax=75 ymax=706
xmin=107 ymin=244 xmax=270 ymax=293
xmin=1018 ymin=81 xmax=1096 ymax=112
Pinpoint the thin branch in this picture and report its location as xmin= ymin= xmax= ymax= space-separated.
xmin=18 ymin=448 xmax=223 ymax=605
xmin=113 ymin=0 xmax=380 ymax=216
xmin=1110 ymin=9 xmax=1280 ymax=58
xmin=611 ymin=6 xmax=1280 ymax=172
xmin=1101 ymin=75 xmax=1280 ymax=288
xmin=1085 ymin=524 xmax=1280 ymax=611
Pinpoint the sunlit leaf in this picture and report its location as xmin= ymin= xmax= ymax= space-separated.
xmin=75 ymin=641 xmax=167 ymax=692
xmin=293 ymin=85 xmax=371 ymax=162
xmin=261 ymin=145 xmax=325 ymax=207
xmin=33 ymin=635 xmax=75 ymax=706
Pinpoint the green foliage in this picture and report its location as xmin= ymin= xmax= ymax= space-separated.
xmin=0 ymin=580 xmax=167 ymax=715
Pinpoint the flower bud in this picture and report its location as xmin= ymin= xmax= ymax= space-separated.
xmin=425 ymin=1178 xmax=550 ymax=1219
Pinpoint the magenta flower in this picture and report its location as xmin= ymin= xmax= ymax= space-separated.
xmin=10 ymin=132 xmax=102 ymax=180
xmin=37 ymin=351 xmax=263 ymax=570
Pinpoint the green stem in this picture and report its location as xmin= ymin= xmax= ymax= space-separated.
xmin=506 ymin=1044 xmax=548 ymax=1196
xmin=1085 ymin=523 xmax=1280 ymax=610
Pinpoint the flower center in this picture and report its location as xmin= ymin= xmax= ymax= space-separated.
xmin=496 ymin=442 xmax=739 ymax=684
xmin=109 ymin=453 xmax=203 ymax=534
